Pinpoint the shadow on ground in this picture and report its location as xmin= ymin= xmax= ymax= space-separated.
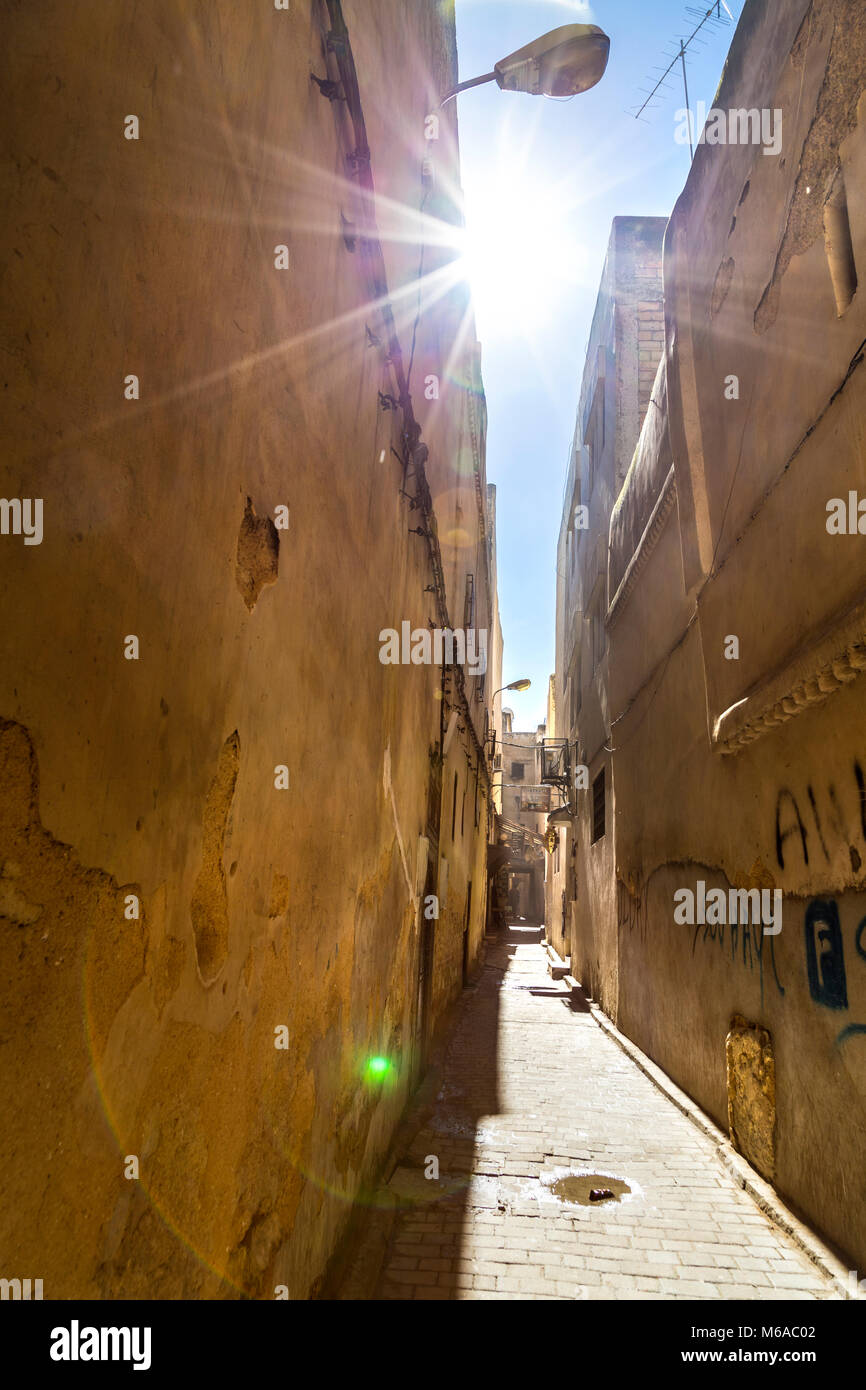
xmin=334 ymin=922 xmax=571 ymax=1299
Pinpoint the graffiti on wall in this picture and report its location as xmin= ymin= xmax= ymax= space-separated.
xmin=804 ymin=898 xmax=866 ymax=1046
xmin=617 ymin=878 xmax=649 ymax=942
xmin=774 ymin=761 xmax=866 ymax=873
xmin=619 ymin=868 xmax=866 ymax=1042
xmin=617 ymin=871 xmax=786 ymax=1004
xmin=805 ymin=898 xmax=847 ymax=1008
xmin=687 ymin=885 xmax=786 ymax=1006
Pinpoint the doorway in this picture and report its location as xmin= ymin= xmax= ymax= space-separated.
xmin=414 ymin=852 xmax=437 ymax=1084
xmin=462 ymin=879 xmax=472 ymax=985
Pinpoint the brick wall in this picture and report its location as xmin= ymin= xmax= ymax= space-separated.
xmin=637 ymin=283 xmax=665 ymax=427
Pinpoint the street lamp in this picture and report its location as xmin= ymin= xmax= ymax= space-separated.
xmin=492 ymin=678 xmax=531 ymax=699
xmin=489 ymin=680 xmax=531 ymax=754
xmin=440 ymin=24 xmax=610 ymax=106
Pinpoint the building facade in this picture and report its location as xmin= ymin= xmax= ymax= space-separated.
xmin=498 ymin=712 xmax=547 ymax=922
xmin=0 ymin=0 xmax=498 ymax=1299
xmin=486 ymin=483 xmax=505 ymax=819
xmin=543 ymin=673 xmax=570 ymax=958
xmin=556 ymin=0 xmax=866 ymax=1268
xmin=553 ymin=216 xmax=666 ymax=1001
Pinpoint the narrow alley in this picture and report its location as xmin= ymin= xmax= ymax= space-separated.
xmin=3 ymin=0 xmax=866 ymax=1362
xmin=342 ymin=925 xmax=843 ymax=1301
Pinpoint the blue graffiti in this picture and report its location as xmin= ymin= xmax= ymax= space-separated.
xmin=835 ymin=914 xmax=866 ymax=1047
xmin=804 ymin=899 xmax=848 ymax=1009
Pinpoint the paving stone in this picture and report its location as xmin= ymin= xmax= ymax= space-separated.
xmin=496 ymin=1274 xmax=551 ymax=1294
xmin=343 ymin=928 xmax=842 ymax=1303
xmin=769 ymin=1272 xmax=830 ymax=1290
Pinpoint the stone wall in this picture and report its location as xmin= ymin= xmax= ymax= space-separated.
xmin=556 ymin=217 xmax=666 ymax=1017
xmin=606 ymin=0 xmax=866 ymax=1268
xmin=0 ymin=0 xmax=495 ymax=1299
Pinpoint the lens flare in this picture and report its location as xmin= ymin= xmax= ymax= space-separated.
xmin=365 ymin=1056 xmax=392 ymax=1081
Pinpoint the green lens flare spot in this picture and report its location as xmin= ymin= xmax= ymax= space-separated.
xmin=365 ymin=1056 xmax=391 ymax=1081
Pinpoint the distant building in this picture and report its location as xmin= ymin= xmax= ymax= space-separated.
xmin=497 ymin=711 xmax=548 ymax=921
xmin=552 ymin=216 xmax=666 ymax=999
xmin=486 ymin=484 xmax=505 ymax=818
xmin=543 ymin=673 xmax=569 ymax=958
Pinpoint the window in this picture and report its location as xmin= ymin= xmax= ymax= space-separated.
xmin=583 ymin=348 xmax=607 ymax=501
xmin=567 ymin=645 xmax=582 ymax=733
xmin=511 ymin=762 xmax=525 ymax=781
xmin=567 ymin=472 xmax=582 ymax=584
xmin=591 ymin=768 xmax=605 ymax=844
xmin=591 ymin=600 xmax=606 ymax=671
xmin=464 ymin=573 xmax=475 ymax=629
xmin=451 ymin=771 xmax=458 ymax=840
xmin=475 ymin=668 xmax=486 ymax=703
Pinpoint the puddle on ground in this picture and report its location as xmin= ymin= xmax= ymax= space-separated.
xmin=550 ymin=1173 xmax=631 ymax=1206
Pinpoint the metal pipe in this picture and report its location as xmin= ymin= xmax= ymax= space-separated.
xmin=320 ymin=0 xmax=491 ymax=788
xmin=439 ymin=71 xmax=497 ymax=106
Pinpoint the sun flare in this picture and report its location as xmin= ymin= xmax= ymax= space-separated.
xmin=457 ymin=169 xmax=589 ymax=342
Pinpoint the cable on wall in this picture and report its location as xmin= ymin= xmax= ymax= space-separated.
xmin=319 ymin=0 xmax=491 ymax=789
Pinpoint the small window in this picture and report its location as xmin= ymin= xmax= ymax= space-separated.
xmin=583 ymin=352 xmax=606 ymax=500
xmin=464 ymin=573 xmax=475 ymax=629
xmin=591 ymin=601 xmax=606 ymax=671
xmin=511 ymin=762 xmax=525 ymax=781
xmin=591 ymin=768 xmax=605 ymax=844
xmin=569 ymin=649 xmax=581 ymax=730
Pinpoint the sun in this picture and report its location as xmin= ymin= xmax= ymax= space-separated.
xmin=457 ymin=166 xmax=589 ymax=343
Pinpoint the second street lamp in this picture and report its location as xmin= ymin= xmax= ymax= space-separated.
xmin=488 ymin=679 xmax=531 ymax=758
xmin=493 ymin=678 xmax=531 ymax=699
xmin=440 ymin=24 xmax=611 ymax=106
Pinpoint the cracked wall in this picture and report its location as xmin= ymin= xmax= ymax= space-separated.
xmin=0 ymin=0 xmax=491 ymax=1300
xmin=602 ymin=0 xmax=866 ymax=1269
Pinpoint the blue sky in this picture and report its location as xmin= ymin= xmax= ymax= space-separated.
xmin=453 ymin=0 xmax=741 ymax=727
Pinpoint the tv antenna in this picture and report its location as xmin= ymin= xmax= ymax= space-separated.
xmin=631 ymin=2 xmax=737 ymax=159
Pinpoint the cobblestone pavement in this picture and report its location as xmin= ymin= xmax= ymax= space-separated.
xmin=373 ymin=925 xmax=843 ymax=1301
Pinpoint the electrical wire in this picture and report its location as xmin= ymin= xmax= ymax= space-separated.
xmin=320 ymin=0 xmax=491 ymax=788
